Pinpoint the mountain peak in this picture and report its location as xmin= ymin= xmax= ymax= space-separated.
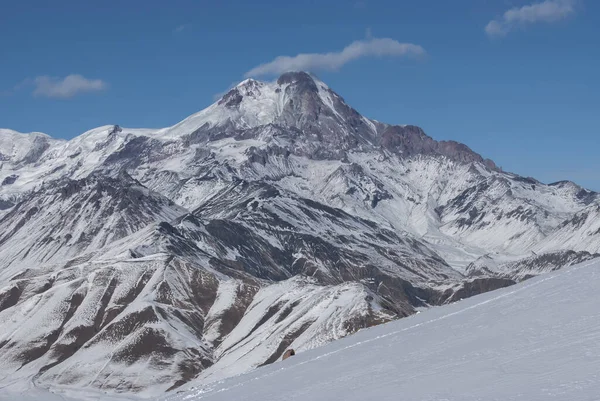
xmin=236 ymin=77 xmax=260 ymax=87
xmin=276 ymin=71 xmax=319 ymax=88
xmin=171 ymin=71 xmax=358 ymax=139
xmin=226 ymin=72 xmax=324 ymax=101
xmin=0 ymin=128 xmax=62 ymax=164
xmin=234 ymin=78 xmax=266 ymax=92
xmin=167 ymin=72 xmax=501 ymax=167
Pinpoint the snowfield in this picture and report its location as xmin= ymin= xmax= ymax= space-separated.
xmin=162 ymin=258 xmax=600 ymax=401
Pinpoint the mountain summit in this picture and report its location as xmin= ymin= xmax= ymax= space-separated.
xmin=166 ymin=72 xmax=497 ymax=166
xmin=0 ymin=72 xmax=598 ymax=397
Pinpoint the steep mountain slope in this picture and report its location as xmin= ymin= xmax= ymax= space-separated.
xmin=536 ymin=203 xmax=600 ymax=254
xmin=0 ymin=71 xmax=598 ymax=397
xmin=162 ymin=258 xmax=600 ymax=401
xmin=0 ymin=173 xmax=186 ymax=276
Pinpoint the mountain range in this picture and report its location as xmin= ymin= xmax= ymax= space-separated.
xmin=0 ymin=71 xmax=598 ymax=396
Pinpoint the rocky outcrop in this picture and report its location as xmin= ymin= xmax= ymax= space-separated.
xmin=281 ymin=349 xmax=295 ymax=361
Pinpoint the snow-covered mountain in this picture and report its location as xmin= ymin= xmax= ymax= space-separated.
xmin=0 ymin=172 xmax=186 ymax=273
xmin=536 ymin=202 xmax=600 ymax=254
xmin=0 ymin=71 xmax=598 ymax=397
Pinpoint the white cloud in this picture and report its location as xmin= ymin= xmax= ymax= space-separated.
xmin=244 ymin=37 xmax=425 ymax=77
xmin=174 ymin=24 xmax=190 ymax=33
xmin=32 ymin=74 xmax=107 ymax=98
xmin=485 ymin=0 xmax=577 ymax=37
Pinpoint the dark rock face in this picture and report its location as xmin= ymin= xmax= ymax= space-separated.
xmin=575 ymin=188 xmax=597 ymax=204
xmin=19 ymin=135 xmax=52 ymax=165
xmin=245 ymin=145 xmax=290 ymax=166
xmin=1 ymin=175 xmax=18 ymax=186
xmin=379 ymin=125 xmax=497 ymax=170
xmin=109 ymin=124 xmax=122 ymax=135
xmin=0 ymin=199 xmax=14 ymax=210
xmin=277 ymin=71 xmax=318 ymax=88
xmin=0 ymin=285 xmax=22 ymax=312
xmin=273 ymin=74 xmax=376 ymax=159
xmin=218 ymin=88 xmax=244 ymax=108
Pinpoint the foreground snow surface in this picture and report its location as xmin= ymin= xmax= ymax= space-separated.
xmin=3 ymin=258 xmax=599 ymax=401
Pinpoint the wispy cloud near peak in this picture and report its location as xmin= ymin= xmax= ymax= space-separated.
xmin=245 ymin=37 xmax=425 ymax=78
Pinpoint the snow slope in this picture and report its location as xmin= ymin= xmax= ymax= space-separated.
xmin=537 ymin=203 xmax=600 ymax=254
xmin=163 ymin=258 xmax=600 ymax=401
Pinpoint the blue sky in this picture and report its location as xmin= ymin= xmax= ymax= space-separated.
xmin=1 ymin=0 xmax=598 ymax=190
